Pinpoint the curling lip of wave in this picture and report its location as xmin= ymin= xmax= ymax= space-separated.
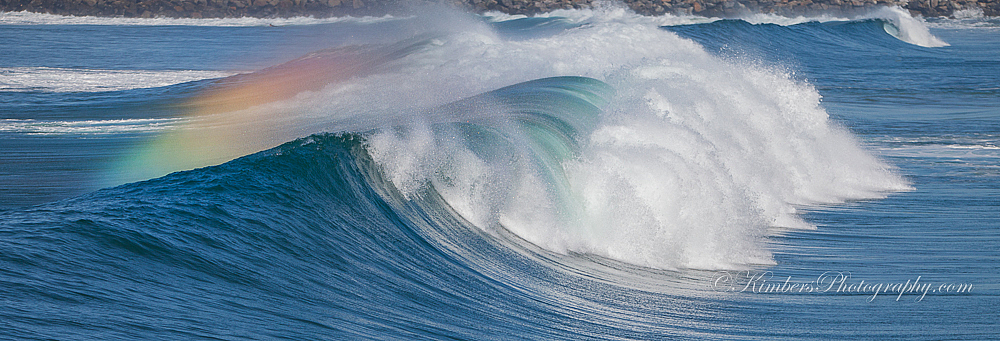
xmin=368 ymin=75 xmax=612 ymax=227
xmin=111 ymin=11 xmax=910 ymax=271
xmin=868 ymin=6 xmax=948 ymax=47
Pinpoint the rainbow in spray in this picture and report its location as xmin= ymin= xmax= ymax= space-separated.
xmin=111 ymin=36 xmax=437 ymax=185
xmin=104 ymin=13 xmax=912 ymax=270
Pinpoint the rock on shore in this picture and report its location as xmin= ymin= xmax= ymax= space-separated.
xmin=0 ymin=0 xmax=996 ymax=19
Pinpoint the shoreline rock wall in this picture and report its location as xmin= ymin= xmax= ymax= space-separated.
xmin=0 ymin=0 xmax=997 ymax=18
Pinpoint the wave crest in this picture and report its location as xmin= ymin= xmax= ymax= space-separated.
xmin=104 ymin=10 xmax=912 ymax=270
xmin=360 ymin=13 xmax=909 ymax=270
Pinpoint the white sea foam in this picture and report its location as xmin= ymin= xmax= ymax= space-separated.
xmin=728 ymin=6 xmax=950 ymax=47
xmin=0 ymin=118 xmax=183 ymax=135
xmin=491 ymin=5 xmax=950 ymax=48
xmin=86 ymin=7 xmax=913 ymax=270
xmin=866 ymin=6 xmax=949 ymax=47
xmin=0 ymin=67 xmax=234 ymax=92
xmin=0 ymin=10 xmax=398 ymax=26
xmin=875 ymin=135 xmax=1000 ymax=159
xmin=347 ymin=10 xmax=913 ymax=270
xmin=926 ymin=9 xmax=1000 ymax=30
xmin=87 ymin=6 xmax=914 ymax=270
xmin=729 ymin=6 xmax=950 ymax=48
xmin=484 ymin=4 xmax=718 ymax=27
xmin=739 ymin=12 xmax=851 ymax=25
xmin=952 ymin=7 xmax=986 ymax=20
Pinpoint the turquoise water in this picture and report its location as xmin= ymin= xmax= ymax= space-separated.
xmin=1 ymin=8 xmax=998 ymax=340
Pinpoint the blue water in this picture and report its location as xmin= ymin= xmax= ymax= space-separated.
xmin=2 ymin=8 xmax=998 ymax=340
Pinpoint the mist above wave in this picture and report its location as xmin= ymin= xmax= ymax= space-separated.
xmin=93 ymin=8 xmax=912 ymax=270
xmin=356 ymin=11 xmax=911 ymax=270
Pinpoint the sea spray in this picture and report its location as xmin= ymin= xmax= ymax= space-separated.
xmin=359 ymin=11 xmax=910 ymax=270
xmin=868 ymin=6 xmax=949 ymax=47
xmin=77 ymin=8 xmax=918 ymax=270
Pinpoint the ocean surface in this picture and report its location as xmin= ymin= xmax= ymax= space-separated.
xmin=1 ymin=6 xmax=998 ymax=340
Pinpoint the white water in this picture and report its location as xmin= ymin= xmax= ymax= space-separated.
xmin=867 ymin=6 xmax=949 ymax=47
xmin=0 ymin=10 xmax=398 ymax=26
xmin=0 ymin=118 xmax=183 ymax=134
xmin=488 ymin=4 xmax=951 ymax=49
xmin=18 ymin=7 xmax=922 ymax=270
xmin=356 ymin=10 xmax=911 ymax=270
xmin=0 ymin=67 xmax=234 ymax=92
xmin=926 ymin=8 xmax=1000 ymax=29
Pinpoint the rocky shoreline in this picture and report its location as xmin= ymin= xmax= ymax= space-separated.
xmin=1 ymin=0 xmax=996 ymax=19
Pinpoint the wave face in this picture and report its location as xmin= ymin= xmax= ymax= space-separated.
xmin=0 ymin=132 xmax=754 ymax=339
xmin=359 ymin=14 xmax=910 ymax=270
xmin=6 ymin=7 xmax=987 ymax=340
xmin=662 ymin=14 xmax=943 ymax=66
xmin=92 ymin=12 xmax=911 ymax=270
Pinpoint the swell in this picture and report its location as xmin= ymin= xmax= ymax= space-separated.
xmin=0 ymin=12 xmax=928 ymax=339
xmin=2 ymin=8 xmax=995 ymax=341
xmin=664 ymin=18 xmax=934 ymax=63
xmin=0 ymin=69 xmax=910 ymax=339
xmin=0 ymin=132 xmax=722 ymax=339
xmin=0 ymin=134 xmax=488 ymax=339
xmin=8 ymin=10 xmax=913 ymax=270
xmin=0 ymin=67 xmax=233 ymax=93
xmin=663 ymin=12 xmax=963 ymax=110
